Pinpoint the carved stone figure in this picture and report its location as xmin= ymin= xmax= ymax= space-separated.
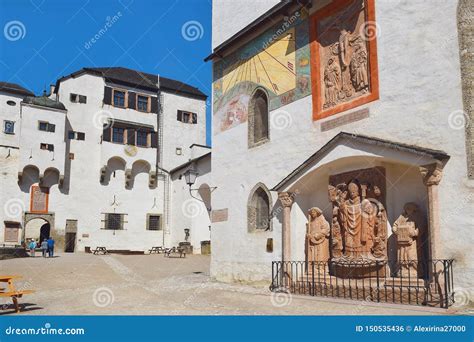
xmin=392 ymin=203 xmax=424 ymax=277
xmin=349 ymin=36 xmax=369 ymax=92
xmin=305 ymin=207 xmax=330 ymax=265
xmin=316 ymin=0 xmax=373 ymax=111
xmin=337 ymin=182 xmax=374 ymax=258
xmin=371 ymin=192 xmax=387 ymax=259
xmin=328 ymin=185 xmax=343 ymax=258
xmin=323 ymin=58 xmax=341 ymax=109
xmin=327 ymin=173 xmax=389 ymax=262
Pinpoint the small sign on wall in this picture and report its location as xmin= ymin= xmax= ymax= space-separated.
xmin=211 ymin=208 xmax=228 ymax=223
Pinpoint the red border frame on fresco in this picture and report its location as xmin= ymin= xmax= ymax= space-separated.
xmin=309 ymin=0 xmax=379 ymax=121
xmin=30 ymin=184 xmax=49 ymax=214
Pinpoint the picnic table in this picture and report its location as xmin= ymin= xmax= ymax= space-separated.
xmin=164 ymin=247 xmax=186 ymax=258
xmin=148 ymin=246 xmax=164 ymax=254
xmin=0 ymin=275 xmax=34 ymax=313
xmin=93 ymin=247 xmax=109 ymax=255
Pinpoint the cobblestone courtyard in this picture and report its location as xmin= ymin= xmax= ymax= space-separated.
xmin=0 ymin=253 xmax=459 ymax=315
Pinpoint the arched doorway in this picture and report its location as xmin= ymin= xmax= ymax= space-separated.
xmin=24 ymin=218 xmax=48 ymax=243
xmin=23 ymin=212 xmax=55 ymax=246
xmin=40 ymin=223 xmax=50 ymax=243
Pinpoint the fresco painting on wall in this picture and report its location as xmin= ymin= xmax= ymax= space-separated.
xmin=213 ymin=9 xmax=311 ymax=135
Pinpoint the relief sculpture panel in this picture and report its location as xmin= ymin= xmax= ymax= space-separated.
xmin=310 ymin=0 xmax=379 ymax=120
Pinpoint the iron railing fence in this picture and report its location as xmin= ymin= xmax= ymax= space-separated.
xmin=271 ymin=259 xmax=454 ymax=308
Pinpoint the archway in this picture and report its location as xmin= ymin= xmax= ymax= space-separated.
xmin=24 ymin=218 xmax=48 ymax=243
xmin=40 ymin=223 xmax=50 ymax=243
xmin=23 ymin=212 xmax=55 ymax=245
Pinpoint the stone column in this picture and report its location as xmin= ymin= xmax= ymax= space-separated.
xmin=278 ymin=192 xmax=294 ymax=287
xmin=419 ymin=162 xmax=444 ymax=260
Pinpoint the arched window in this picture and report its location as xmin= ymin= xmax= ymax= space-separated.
xmin=248 ymin=89 xmax=269 ymax=147
xmin=248 ymin=183 xmax=272 ymax=232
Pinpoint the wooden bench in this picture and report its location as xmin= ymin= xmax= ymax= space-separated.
xmin=93 ymin=247 xmax=109 ymax=255
xmin=164 ymin=247 xmax=186 ymax=258
xmin=0 ymin=276 xmax=34 ymax=313
xmin=148 ymin=246 xmax=164 ymax=254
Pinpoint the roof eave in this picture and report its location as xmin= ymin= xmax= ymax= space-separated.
xmin=271 ymin=132 xmax=450 ymax=192
xmin=204 ymin=0 xmax=311 ymax=62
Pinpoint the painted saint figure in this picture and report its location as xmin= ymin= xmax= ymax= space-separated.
xmin=305 ymin=207 xmax=330 ymax=265
xmin=323 ymin=58 xmax=341 ymax=108
xmin=392 ymin=202 xmax=423 ymax=277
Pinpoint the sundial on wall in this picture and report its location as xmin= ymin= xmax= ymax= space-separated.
xmin=221 ymin=29 xmax=297 ymax=99
xmin=213 ymin=11 xmax=311 ymax=134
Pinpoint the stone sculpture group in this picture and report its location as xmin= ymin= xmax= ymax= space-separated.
xmin=305 ymin=181 xmax=425 ymax=278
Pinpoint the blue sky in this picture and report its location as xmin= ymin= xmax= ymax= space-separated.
xmin=0 ymin=0 xmax=212 ymax=145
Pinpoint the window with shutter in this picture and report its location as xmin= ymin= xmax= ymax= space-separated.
xmin=103 ymin=125 xmax=111 ymax=142
xmin=68 ymin=131 xmax=75 ymax=139
xmin=113 ymin=90 xmax=126 ymax=107
xmin=150 ymin=132 xmax=158 ymax=148
xmin=137 ymin=95 xmax=149 ymax=112
xmin=150 ymin=96 xmax=158 ymax=113
xmin=177 ymin=110 xmax=183 ymax=122
xmin=48 ymin=124 xmax=56 ymax=133
xmin=136 ymin=131 xmax=148 ymax=147
xmin=77 ymin=132 xmax=85 ymax=140
xmin=104 ymin=86 xmax=113 ymax=105
xmin=128 ymin=92 xmax=136 ymax=110
xmin=112 ymin=127 xmax=125 ymax=143
xmin=78 ymin=95 xmax=87 ymax=104
xmin=126 ymin=128 xmax=136 ymax=145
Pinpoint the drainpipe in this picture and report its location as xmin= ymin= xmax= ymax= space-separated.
xmin=156 ymin=76 xmax=171 ymax=247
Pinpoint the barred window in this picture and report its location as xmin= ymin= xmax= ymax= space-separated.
xmin=105 ymin=213 xmax=124 ymax=230
xmin=147 ymin=214 xmax=162 ymax=231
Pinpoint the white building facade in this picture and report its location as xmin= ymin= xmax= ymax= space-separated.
xmin=0 ymin=67 xmax=211 ymax=254
xmin=208 ymin=0 xmax=474 ymax=303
